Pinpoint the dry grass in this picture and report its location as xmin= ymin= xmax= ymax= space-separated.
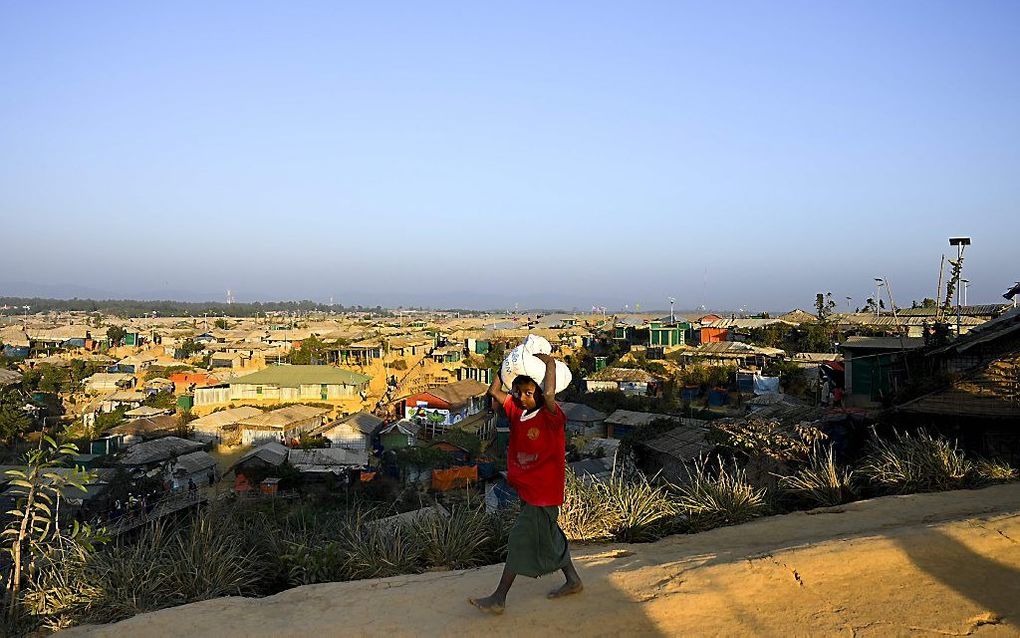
xmin=673 ymin=458 xmax=769 ymax=531
xmin=777 ymin=445 xmax=858 ymax=507
xmin=560 ymin=470 xmax=679 ymax=542
xmin=859 ymin=429 xmax=969 ymax=494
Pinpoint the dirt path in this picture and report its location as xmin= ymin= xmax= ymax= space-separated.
xmin=65 ymin=483 xmax=1020 ymax=637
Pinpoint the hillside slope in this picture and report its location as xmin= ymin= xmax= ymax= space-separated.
xmin=66 ymin=483 xmax=1020 ymax=637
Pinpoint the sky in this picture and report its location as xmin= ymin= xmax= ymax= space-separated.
xmin=1 ymin=1 xmax=1018 ymax=311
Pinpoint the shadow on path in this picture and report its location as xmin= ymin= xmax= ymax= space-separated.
xmin=896 ymin=526 xmax=1020 ymax=624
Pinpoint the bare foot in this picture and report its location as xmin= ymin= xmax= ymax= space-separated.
xmin=547 ymin=580 xmax=584 ymax=599
xmin=468 ymin=595 xmax=505 ymax=615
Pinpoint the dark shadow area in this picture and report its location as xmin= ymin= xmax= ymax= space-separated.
xmin=574 ymin=484 xmax=1020 ymax=582
xmin=895 ymin=527 xmax=1020 ymax=624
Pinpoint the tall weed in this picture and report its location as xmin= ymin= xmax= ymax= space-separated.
xmin=673 ymin=458 xmax=768 ymax=531
xmin=778 ymin=445 xmax=857 ymax=507
xmin=860 ymin=429 xmax=969 ymax=493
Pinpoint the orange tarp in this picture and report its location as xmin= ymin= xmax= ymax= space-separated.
xmin=430 ymin=465 xmax=478 ymax=491
xmin=360 ymin=471 xmax=377 ymax=482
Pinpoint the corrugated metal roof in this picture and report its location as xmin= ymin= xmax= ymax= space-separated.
xmin=288 ymin=448 xmax=368 ymax=471
xmin=229 ymin=364 xmax=371 ymax=388
xmin=896 ymin=353 xmax=1020 ymax=418
xmin=172 ymin=450 xmax=217 ymax=476
xmin=929 ymin=306 xmax=1020 ymax=355
xmin=118 ymin=437 xmax=203 ymax=466
xmin=706 ymin=318 xmax=795 ymax=329
xmin=586 ymin=367 xmax=659 ymax=383
xmin=420 ymin=379 xmax=488 ymax=407
xmin=109 ymin=415 xmax=179 ymax=436
xmin=330 ymin=411 xmax=385 ymax=435
xmin=841 ymin=336 xmax=925 ymax=350
xmin=898 ymin=304 xmax=1009 ymax=317
xmin=641 ymin=426 xmax=712 ymax=461
xmin=559 ymin=402 xmax=608 ymax=422
xmin=691 ymin=342 xmax=785 ymax=357
xmin=234 ymin=442 xmax=289 ymax=468
xmin=0 ymin=369 xmax=22 ymax=387
xmin=604 ymin=410 xmax=674 ymax=427
xmin=239 ymin=405 xmax=329 ymax=429
xmin=190 ymin=406 xmax=264 ymax=431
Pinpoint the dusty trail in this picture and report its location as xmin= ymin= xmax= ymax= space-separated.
xmin=65 ymin=483 xmax=1020 ymax=637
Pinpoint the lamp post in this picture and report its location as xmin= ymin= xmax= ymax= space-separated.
xmin=949 ymin=237 xmax=971 ymax=336
xmin=873 ymin=279 xmax=884 ymax=319
xmin=846 ymin=297 xmax=852 ymax=312
xmin=961 ymin=279 xmax=970 ymax=306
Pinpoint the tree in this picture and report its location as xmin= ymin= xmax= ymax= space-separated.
xmin=814 ymin=293 xmax=836 ymax=320
xmin=33 ymin=364 xmax=69 ymax=395
xmin=0 ymin=393 xmax=31 ymax=445
xmin=176 ymin=338 xmax=202 ymax=359
xmin=482 ymin=341 xmax=506 ymax=373
xmin=391 ymin=447 xmax=451 ymax=485
xmin=288 ymin=335 xmax=330 ymax=365
xmin=861 ymin=298 xmax=886 ymax=314
xmin=174 ymin=410 xmax=197 ymax=438
xmin=105 ymin=326 xmax=126 ymax=347
xmin=213 ymin=318 xmax=231 ymax=330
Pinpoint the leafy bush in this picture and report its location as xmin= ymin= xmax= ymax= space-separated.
xmin=678 ymin=364 xmax=735 ymax=389
xmin=777 ymin=445 xmax=857 ymax=507
xmin=859 ymin=429 xmax=969 ymax=494
xmin=281 ymin=541 xmax=348 ymax=587
xmin=673 ymin=458 xmax=768 ymax=531
xmin=712 ymin=419 xmax=827 ymax=463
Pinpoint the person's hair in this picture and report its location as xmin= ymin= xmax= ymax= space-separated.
xmin=512 ymin=375 xmax=545 ymax=411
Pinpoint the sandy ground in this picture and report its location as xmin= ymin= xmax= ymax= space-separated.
xmin=65 ymin=483 xmax=1020 ymax=637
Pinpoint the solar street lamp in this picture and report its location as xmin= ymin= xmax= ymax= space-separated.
xmin=874 ymin=279 xmax=884 ymax=319
xmin=949 ymin=237 xmax=971 ymax=335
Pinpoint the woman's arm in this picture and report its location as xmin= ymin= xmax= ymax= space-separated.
xmin=533 ymin=353 xmax=559 ymax=413
xmin=487 ymin=369 xmax=508 ymax=407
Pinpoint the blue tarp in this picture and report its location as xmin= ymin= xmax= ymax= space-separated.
xmin=707 ymin=388 xmax=729 ymax=406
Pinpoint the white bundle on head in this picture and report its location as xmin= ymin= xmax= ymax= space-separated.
xmin=499 ymin=335 xmax=572 ymax=393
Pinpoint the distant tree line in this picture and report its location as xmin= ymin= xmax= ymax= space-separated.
xmin=0 ymin=297 xmax=394 ymax=318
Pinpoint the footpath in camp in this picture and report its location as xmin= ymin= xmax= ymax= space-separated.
xmin=66 ymin=483 xmax=1020 ymax=637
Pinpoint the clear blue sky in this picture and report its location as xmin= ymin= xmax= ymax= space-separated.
xmin=2 ymin=1 xmax=1018 ymax=311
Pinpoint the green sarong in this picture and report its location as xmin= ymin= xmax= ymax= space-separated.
xmin=506 ymin=503 xmax=571 ymax=578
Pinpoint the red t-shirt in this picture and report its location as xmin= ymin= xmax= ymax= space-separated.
xmin=503 ymin=396 xmax=567 ymax=506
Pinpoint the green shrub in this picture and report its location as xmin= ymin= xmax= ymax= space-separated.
xmin=281 ymin=541 xmax=348 ymax=586
xmin=777 ymin=445 xmax=857 ymax=507
xmin=859 ymin=429 xmax=969 ymax=494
